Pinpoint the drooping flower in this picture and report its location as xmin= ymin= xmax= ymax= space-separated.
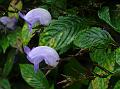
xmin=0 ymin=16 xmax=17 ymax=30
xmin=24 ymin=46 xmax=60 ymax=72
xmin=19 ymin=8 xmax=52 ymax=32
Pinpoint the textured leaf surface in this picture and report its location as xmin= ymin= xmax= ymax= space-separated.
xmin=98 ymin=6 xmax=114 ymax=28
xmin=89 ymin=48 xmax=115 ymax=89
xmin=74 ymin=27 xmax=114 ymax=49
xmin=20 ymin=64 xmax=49 ymax=89
xmin=98 ymin=6 xmax=120 ymax=33
xmin=40 ymin=16 xmax=87 ymax=51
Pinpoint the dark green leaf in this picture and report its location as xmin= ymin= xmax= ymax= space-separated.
xmin=20 ymin=64 xmax=49 ymax=89
xmin=40 ymin=16 xmax=87 ymax=51
xmin=2 ymin=48 xmax=16 ymax=77
xmin=98 ymin=6 xmax=114 ymax=28
xmin=0 ymin=79 xmax=11 ymax=89
xmin=63 ymin=59 xmax=88 ymax=89
xmin=74 ymin=27 xmax=115 ymax=49
xmin=0 ymin=29 xmax=21 ymax=53
xmin=98 ymin=6 xmax=120 ymax=33
xmin=114 ymin=80 xmax=120 ymax=89
xmin=115 ymin=48 xmax=120 ymax=65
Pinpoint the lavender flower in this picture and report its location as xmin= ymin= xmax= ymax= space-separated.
xmin=19 ymin=8 xmax=52 ymax=32
xmin=0 ymin=16 xmax=17 ymax=30
xmin=24 ymin=46 xmax=60 ymax=72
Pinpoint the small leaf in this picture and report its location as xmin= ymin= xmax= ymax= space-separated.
xmin=98 ymin=6 xmax=120 ymax=33
xmin=98 ymin=6 xmax=114 ymax=28
xmin=0 ymin=36 xmax=9 ymax=53
xmin=20 ymin=64 xmax=49 ymax=89
xmin=2 ymin=48 xmax=16 ymax=77
xmin=115 ymin=47 xmax=120 ymax=65
xmin=74 ymin=27 xmax=115 ymax=49
xmin=21 ymin=23 xmax=36 ymax=46
xmin=0 ymin=79 xmax=11 ymax=89
xmin=8 ymin=0 xmax=23 ymax=18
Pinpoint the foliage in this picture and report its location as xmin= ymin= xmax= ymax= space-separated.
xmin=1 ymin=0 xmax=120 ymax=89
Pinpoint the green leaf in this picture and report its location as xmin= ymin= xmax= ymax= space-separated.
xmin=8 ymin=0 xmax=22 ymax=18
xmin=40 ymin=16 xmax=87 ymax=51
xmin=21 ymin=23 xmax=38 ymax=46
xmin=115 ymin=48 xmax=120 ymax=65
xmin=89 ymin=48 xmax=115 ymax=89
xmin=20 ymin=64 xmax=49 ymax=89
xmin=114 ymin=80 xmax=120 ymax=89
xmin=88 ymin=77 xmax=110 ymax=89
xmin=74 ymin=27 xmax=115 ymax=49
xmin=98 ymin=6 xmax=120 ymax=33
xmin=0 ymin=36 xmax=9 ymax=53
xmin=0 ymin=29 xmax=21 ymax=53
xmin=2 ymin=48 xmax=16 ymax=77
xmin=98 ymin=6 xmax=114 ymax=28
xmin=0 ymin=79 xmax=11 ymax=89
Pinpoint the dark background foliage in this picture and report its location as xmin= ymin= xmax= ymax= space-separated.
xmin=1 ymin=0 xmax=120 ymax=89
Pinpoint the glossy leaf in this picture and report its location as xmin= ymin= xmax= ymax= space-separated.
xmin=40 ymin=16 xmax=87 ymax=51
xmin=20 ymin=64 xmax=49 ymax=89
xmin=74 ymin=27 xmax=115 ymax=49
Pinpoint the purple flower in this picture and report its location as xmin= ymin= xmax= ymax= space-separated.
xmin=19 ymin=8 xmax=52 ymax=32
xmin=24 ymin=46 xmax=60 ymax=72
xmin=0 ymin=16 xmax=17 ymax=30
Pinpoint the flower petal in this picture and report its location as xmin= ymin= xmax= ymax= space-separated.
xmin=19 ymin=8 xmax=52 ymax=32
xmin=34 ymin=63 xmax=39 ymax=73
xmin=24 ymin=46 xmax=31 ymax=55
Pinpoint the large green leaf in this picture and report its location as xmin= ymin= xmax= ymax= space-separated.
xmin=20 ymin=64 xmax=49 ymax=89
xmin=40 ymin=16 xmax=87 ymax=51
xmin=89 ymin=48 xmax=115 ymax=89
xmin=74 ymin=27 xmax=115 ymax=49
xmin=0 ymin=79 xmax=11 ymax=89
xmin=2 ymin=48 xmax=16 ymax=77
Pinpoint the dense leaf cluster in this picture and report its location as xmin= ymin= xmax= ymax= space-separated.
xmin=1 ymin=0 xmax=120 ymax=89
